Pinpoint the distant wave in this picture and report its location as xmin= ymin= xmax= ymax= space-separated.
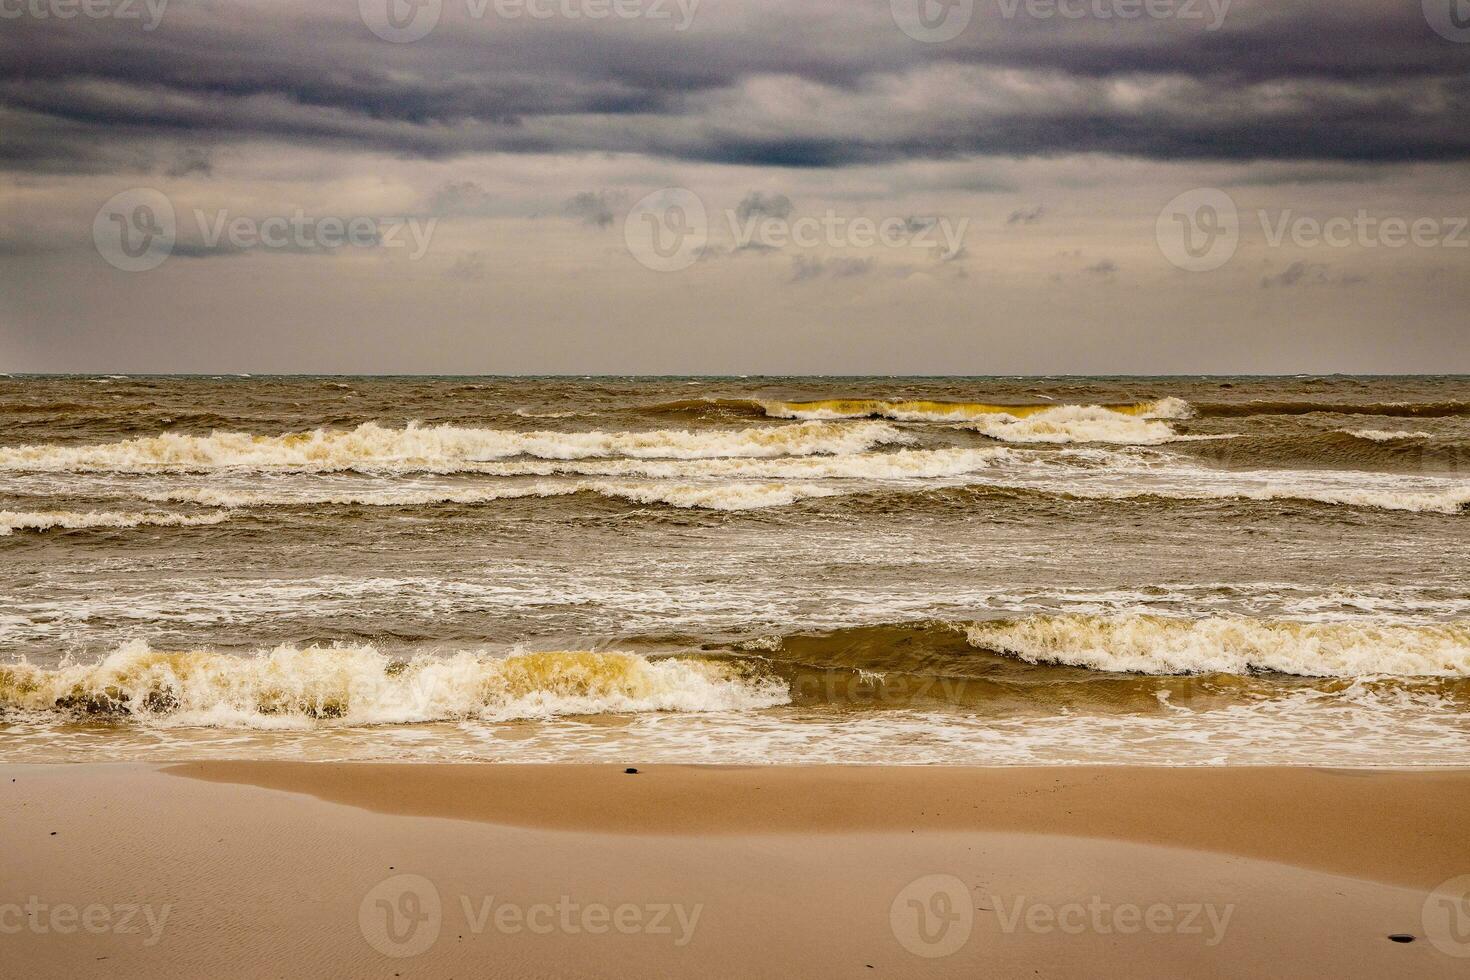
xmin=962 ymin=403 xmax=1192 ymax=445
xmin=1343 ymin=429 xmax=1436 ymax=442
xmin=831 ymin=481 xmax=1470 ymax=515
xmin=645 ymin=395 xmax=1192 ymax=423
xmin=1176 ymin=430 xmax=1467 ymax=473
xmin=962 ymin=614 xmax=1470 ymax=677
xmin=762 ymin=396 xmax=1192 ymax=422
xmin=140 ymin=481 xmax=841 ymax=511
xmin=0 ymin=420 xmax=909 ymax=473
xmin=639 ymin=396 xmax=1196 ymax=444
xmin=0 ymin=643 xmax=789 ymax=726
xmin=0 ymin=509 xmax=229 ymax=536
xmin=1194 ymin=401 xmax=1470 ymax=418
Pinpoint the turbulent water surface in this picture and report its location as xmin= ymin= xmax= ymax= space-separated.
xmin=1 ymin=375 xmax=1467 ymax=764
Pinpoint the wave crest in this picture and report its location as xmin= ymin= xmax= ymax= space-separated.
xmin=0 ymin=643 xmax=789 ymax=726
xmin=0 ymin=420 xmax=908 ymax=473
xmin=963 ymin=615 xmax=1470 ymax=677
xmin=0 ymin=509 xmax=228 ymax=536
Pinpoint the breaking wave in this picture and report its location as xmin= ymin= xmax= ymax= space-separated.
xmin=1193 ymin=401 xmax=1470 ymax=418
xmin=0 ymin=643 xmax=790 ymax=727
xmin=140 ymin=481 xmax=840 ymax=511
xmin=0 ymin=421 xmax=909 ymax=473
xmin=962 ymin=404 xmax=1189 ymax=445
xmin=0 ymin=509 xmax=229 ymax=536
xmin=963 ymin=614 xmax=1470 ymax=677
xmin=760 ymin=396 xmax=1193 ymax=424
xmin=832 ymin=480 xmax=1470 ymax=515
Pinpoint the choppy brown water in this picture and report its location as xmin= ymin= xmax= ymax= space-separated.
xmin=1 ymin=375 xmax=1467 ymax=764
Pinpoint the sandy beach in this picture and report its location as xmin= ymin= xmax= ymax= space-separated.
xmin=4 ymin=764 xmax=1468 ymax=978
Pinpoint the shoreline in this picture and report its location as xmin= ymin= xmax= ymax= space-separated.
xmin=4 ymin=763 xmax=1469 ymax=977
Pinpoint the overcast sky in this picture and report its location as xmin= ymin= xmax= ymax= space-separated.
xmin=1 ymin=0 xmax=1467 ymax=374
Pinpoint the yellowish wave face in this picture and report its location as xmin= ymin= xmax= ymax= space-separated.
xmin=762 ymin=397 xmax=1190 ymax=423
xmin=0 ymin=644 xmax=790 ymax=726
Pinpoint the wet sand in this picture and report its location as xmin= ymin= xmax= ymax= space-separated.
xmin=2 ymin=764 xmax=1468 ymax=978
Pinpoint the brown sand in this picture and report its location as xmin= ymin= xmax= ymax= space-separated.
xmin=170 ymin=762 xmax=1468 ymax=888
xmin=2 ymin=764 xmax=1467 ymax=979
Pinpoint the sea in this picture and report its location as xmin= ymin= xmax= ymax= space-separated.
xmin=1 ymin=374 xmax=1467 ymax=765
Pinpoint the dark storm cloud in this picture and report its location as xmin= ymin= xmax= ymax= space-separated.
xmin=0 ymin=0 xmax=1468 ymax=175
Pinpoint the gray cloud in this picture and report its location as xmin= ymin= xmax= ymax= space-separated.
xmin=1007 ymin=205 xmax=1046 ymax=226
xmin=564 ymin=191 xmax=621 ymax=228
xmin=2 ymin=2 xmax=1467 ymax=176
xmin=735 ymin=191 xmax=793 ymax=221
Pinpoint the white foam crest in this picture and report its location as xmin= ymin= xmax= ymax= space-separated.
xmin=193 ymin=447 xmax=1005 ymax=482
xmin=1343 ymin=429 xmax=1436 ymax=441
xmin=0 ymin=642 xmax=790 ymax=728
xmin=0 ymin=509 xmax=229 ymax=536
xmin=141 ymin=480 xmax=839 ymax=511
xmin=1067 ymin=483 xmax=1470 ymax=514
xmin=963 ymin=614 xmax=1470 ymax=677
xmin=761 ymin=396 xmax=1193 ymax=424
xmin=965 ymin=404 xmax=1183 ymax=445
xmin=0 ymin=420 xmax=909 ymax=473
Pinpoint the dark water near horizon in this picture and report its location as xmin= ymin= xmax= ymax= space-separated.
xmin=1 ymin=375 xmax=1467 ymax=763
